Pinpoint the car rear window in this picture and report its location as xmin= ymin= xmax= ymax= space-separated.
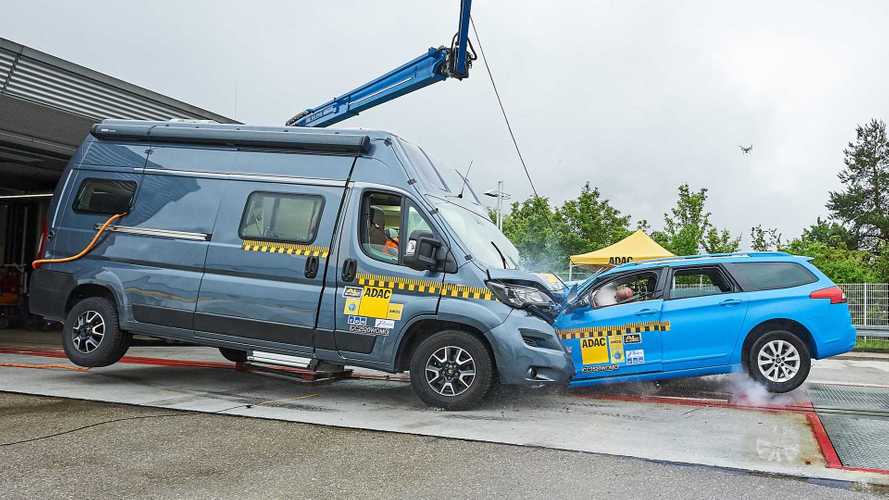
xmin=723 ymin=262 xmax=817 ymax=291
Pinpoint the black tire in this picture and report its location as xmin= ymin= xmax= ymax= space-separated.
xmin=409 ymin=330 xmax=494 ymax=410
xmin=62 ymin=296 xmax=130 ymax=367
xmin=219 ymin=347 xmax=248 ymax=363
xmin=747 ymin=330 xmax=811 ymax=393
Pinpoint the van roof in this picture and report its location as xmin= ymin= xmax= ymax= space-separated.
xmin=90 ymin=119 xmax=398 ymax=155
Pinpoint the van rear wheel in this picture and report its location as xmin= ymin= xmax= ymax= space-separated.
xmin=409 ymin=330 xmax=494 ymax=410
xmin=62 ymin=296 xmax=130 ymax=367
xmin=748 ymin=330 xmax=811 ymax=393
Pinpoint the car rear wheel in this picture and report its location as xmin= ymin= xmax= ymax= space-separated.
xmin=63 ymin=296 xmax=130 ymax=367
xmin=409 ymin=330 xmax=494 ymax=410
xmin=748 ymin=330 xmax=811 ymax=393
xmin=219 ymin=347 xmax=248 ymax=363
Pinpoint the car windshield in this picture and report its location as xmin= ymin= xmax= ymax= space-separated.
xmin=431 ymin=198 xmax=521 ymax=270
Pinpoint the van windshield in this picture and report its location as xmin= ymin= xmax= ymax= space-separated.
xmin=431 ymin=198 xmax=521 ymax=270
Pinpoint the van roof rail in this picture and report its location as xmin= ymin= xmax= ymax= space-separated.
xmin=613 ymin=251 xmax=791 ymax=268
xmin=91 ymin=119 xmax=371 ymax=155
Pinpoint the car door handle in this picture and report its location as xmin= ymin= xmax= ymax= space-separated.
xmin=341 ymin=259 xmax=357 ymax=283
xmin=720 ymin=298 xmax=742 ymax=306
xmin=635 ymin=308 xmax=657 ymax=316
xmin=304 ymin=255 xmax=319 ymax=279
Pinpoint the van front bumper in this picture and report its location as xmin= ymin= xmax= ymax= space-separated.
xmin=485 ymin=310 xmax=574 ymax=386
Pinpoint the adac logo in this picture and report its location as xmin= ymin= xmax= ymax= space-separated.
xmin=608 ymin=256 xmax=634 ymax=265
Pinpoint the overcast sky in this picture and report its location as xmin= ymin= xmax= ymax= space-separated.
xmin=3 ymin=1 xmax=888 ymax=247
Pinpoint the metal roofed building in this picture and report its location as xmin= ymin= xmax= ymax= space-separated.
xmin=0 ymin=36 xmax=238 ymax=194
xmin=0 ymin=37 xmax=237 ymax=326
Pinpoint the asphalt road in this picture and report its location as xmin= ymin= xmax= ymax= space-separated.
xmin=0 ymin=393 xmax=884 ymax=499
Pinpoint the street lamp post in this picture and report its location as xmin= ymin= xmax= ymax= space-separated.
xmin=483 ymin=181 xmax=511 ymax=230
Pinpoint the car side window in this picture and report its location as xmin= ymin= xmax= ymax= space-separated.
xmin=669 ymin=267 xmax=733 ymax=299
xmin=589 ymin=272 xmax=659 ymax=308
xmin=239 ymin=192 xmax=324 ymax=244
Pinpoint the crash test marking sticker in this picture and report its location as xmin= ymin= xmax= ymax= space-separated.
xmin=610 ymin=335 xmax=624 ymax=364
xmin=358 ymin=286 xmax=393 ymax=319
xmin=374 ymin=319 xmax=395 ymax=329
xmin=623 ymin=333 xmax=642 ymax=344
xmin=348 ymin=324 xmax=390 ymax=336
xmin=626 ymin=349 xmax=645 ymax=365
xmin=343 ymin=297 xmax=360 ymax=315
xmin=387 ymin=303 xmax=403 ymax=320
xmin=580 ymin=335 xmax=609 ymax=365
xmin=342 ymin=286 xmax=363 ymax=298
xmin=582 ymin=364 xmax=618 ymax=373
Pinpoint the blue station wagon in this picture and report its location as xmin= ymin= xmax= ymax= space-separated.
xmin=556 ymin=253 xmax=856 ymax=392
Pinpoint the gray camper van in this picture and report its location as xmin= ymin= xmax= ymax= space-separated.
xmin=29 ymin=120 xmax=573 ymax=409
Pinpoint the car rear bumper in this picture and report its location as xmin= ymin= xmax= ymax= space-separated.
xmin=485 ymin=310 xmax=574 ymax=386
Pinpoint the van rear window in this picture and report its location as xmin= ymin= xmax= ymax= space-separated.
xmin=723 ymin=262 xmax=817 ymax=291
xmin=73 ymin=179 xmax=137 ymax=214
xmin=239 ymin=192 xmax=323 ymax=244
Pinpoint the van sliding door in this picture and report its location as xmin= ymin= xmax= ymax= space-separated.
xmin=194 ymin=153 xmax=352 ymax=352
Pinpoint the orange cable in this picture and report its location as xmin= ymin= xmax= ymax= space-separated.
xmin=32 ymin=212 xmax=127 ymax=270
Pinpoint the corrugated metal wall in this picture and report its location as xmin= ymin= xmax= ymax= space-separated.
xmin=0 ymin=39 xmax=235 ymax=123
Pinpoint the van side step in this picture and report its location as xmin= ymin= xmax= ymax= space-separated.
xmin=241 ymin=351 xmax=352 ymax=382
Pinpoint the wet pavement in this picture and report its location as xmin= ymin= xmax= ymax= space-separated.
xmin=1 ymin=329 xmax=888 ymax=488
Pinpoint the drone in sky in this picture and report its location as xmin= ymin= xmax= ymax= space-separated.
xmin=739 ymin=144 xmax=753 ymax=155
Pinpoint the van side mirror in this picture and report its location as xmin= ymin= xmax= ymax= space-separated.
xmin=403 ymin=230 xmax=442 ymax=271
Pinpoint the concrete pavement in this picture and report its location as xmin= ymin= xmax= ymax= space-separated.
xmin=1 ymin=393 xmax=884 ymax=499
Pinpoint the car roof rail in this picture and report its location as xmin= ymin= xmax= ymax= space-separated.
xmin=611 ymin=251 xmax=791 ymax=269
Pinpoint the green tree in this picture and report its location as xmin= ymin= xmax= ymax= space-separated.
xmin=658 ymin=184 xmax=739 ymax=255
xmin=750 ymin=225 xmax=782 ymax=251
xmin=702 ymin=227 xmax=741 ymax=253
xmin=784 ymin=237 xmax=880 ymax=283
xmin=555 ymin=182 xmax=631 ymax=258
xmin=799 ymin=217 xmax=857 ymax=249
xmin=827 ymin=119 xmax=889 ymax=252
xmin=499 ymin=196 xmax=562 ymax=269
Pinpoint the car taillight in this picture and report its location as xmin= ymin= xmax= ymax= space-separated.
xmin=809 ymin=286 xmax=846 ymax=304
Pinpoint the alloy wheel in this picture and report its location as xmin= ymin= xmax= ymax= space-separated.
xmin=71 ymin=310 xmax=105 ymax=354
xmin=757 ymin=339 xmax=800 ymax=383
xmin=425 ymin=346 xmax=476 ymax=397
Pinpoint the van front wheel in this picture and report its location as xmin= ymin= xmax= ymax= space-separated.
xmin=409 ymin=330 xmax=494 ymax=410
xmin=63 ymin=296 xmax=130 ymax=367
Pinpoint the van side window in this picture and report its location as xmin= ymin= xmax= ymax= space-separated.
xmin=669 ymin=267 xmax=733 ymax=299
xmin=239 ymin=192 xmax=323 ymax=244
xmin=73 ymin=179 xmax=137 ymax=214
xmin=360 ymin=192 xmax=402 ymax=264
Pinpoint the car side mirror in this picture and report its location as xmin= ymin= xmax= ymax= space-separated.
xmin=403 ymin=230 xmax=443 ymax=271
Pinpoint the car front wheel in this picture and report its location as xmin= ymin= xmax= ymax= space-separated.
xmin=748 ymin=330 xmax=811 ymax=393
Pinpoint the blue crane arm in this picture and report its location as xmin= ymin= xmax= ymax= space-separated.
xmin=288 ymin=0 xmax=473 ymax=128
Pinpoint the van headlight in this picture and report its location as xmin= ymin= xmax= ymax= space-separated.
xmin=486 ymin=281 xmax=555 ymax=309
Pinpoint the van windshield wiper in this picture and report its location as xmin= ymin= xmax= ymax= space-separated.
xmin=490 ymin=241 xmax=507 ymax=269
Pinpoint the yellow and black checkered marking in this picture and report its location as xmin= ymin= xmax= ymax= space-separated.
xmin=356 ymin=273 xmax=494 ymax=301
xmin=557 ymin=321 xmax=670 ymax=340
xmin=241 ymin=240 xmax=329 ymax=258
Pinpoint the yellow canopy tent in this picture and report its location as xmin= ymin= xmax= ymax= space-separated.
xmin=568 ymin=230 xmax=673 ymax=279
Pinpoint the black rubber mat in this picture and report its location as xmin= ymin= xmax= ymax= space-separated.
xmin=808 ymin=383 xmax=889 ymax=470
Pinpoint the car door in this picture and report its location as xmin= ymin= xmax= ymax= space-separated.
xmin=195 ymin=180 xmax=343 ymax=352
xmin=659 ymin=265 xmax=749 ymax=371
xmin=331 ymin=187 xmax=445 ymax=362
xmin=555 ymin=269 xmax=666 ymax=380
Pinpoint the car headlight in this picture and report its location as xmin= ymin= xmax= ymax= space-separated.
xmin=486 ymin=281 xmax=555 ymax=309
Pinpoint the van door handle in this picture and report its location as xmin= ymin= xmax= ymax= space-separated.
xmin=341 ymin=259 xmax=357 ymax=283
xmin=304 ymin=256 xmax=319 ymax=279
xmin=635 ymin=308 xmax=656 ymax=316
xmin=720 ymin=298 xmax=742 ymax=306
